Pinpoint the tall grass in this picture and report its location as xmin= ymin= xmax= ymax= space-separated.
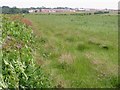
xmin=26 ymin=14 xmax=118 ymax=88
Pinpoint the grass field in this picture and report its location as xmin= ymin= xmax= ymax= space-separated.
xmin=26 ymin=14 xmax=118 ymax=88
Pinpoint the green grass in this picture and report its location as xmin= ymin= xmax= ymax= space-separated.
xmin=26 ymin=14 xmax=118 ymax=88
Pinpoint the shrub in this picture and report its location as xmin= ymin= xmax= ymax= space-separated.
xmin=0 ymin=16 xmax=51 ymax=89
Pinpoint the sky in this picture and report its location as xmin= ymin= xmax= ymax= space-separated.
xmin=0 ymin=0 xmax=119 ymax=9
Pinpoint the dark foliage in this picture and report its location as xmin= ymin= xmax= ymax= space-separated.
xmin=2 ymin=6 xmax=29 ymax=14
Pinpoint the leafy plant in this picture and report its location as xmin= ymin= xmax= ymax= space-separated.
xmin=0 ymin=15 xmax=51 ymax=89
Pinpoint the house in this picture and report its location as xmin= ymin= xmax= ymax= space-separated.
xmin=29 ymin=8 xmax=76 ymax=13
xmin=28 ymin=9 xmax=35 ymax=13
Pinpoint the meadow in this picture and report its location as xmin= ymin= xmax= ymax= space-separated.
xmin=26 ymin=14 xmax=118 ymax=88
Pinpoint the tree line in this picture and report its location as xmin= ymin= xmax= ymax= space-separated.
xmin=1 ymin=6 xmax=29 ymax=14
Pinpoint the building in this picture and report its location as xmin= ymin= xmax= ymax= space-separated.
xmin=29 ymin=8 xmax=76 ymax=13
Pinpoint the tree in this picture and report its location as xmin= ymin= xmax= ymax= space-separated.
xmin=2 ymin=6 xmax=29 ymax=14
xmin=2 ymin=6 xmax=10 ymax=14
xmin=10 ymin=7 xmax=20 ymax=14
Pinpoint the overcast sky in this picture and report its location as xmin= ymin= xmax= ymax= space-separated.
xmin=0 ymin=0 xmax=119 ymax=9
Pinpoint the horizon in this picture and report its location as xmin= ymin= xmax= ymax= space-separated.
xmin=1 ymin=6 xmax=119 ymax=10
xmin=0 ymin=0 xmax=119 ymax=9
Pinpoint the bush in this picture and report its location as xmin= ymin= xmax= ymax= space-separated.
xmin=0 ymin=16 xmax=51 ymax=89
xmin=94 ymin=11 xmax=104 ymax=14
xmin=94 ymin=11 xmax=109 ymax=15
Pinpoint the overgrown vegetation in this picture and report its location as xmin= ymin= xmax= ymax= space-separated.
xmin=0 ymin=13 xmax=118 ymax=88
xmin=26 ymin=14 xmax=118 ymax=88
xmin=0 ymin=15 xmax=51 ymax=89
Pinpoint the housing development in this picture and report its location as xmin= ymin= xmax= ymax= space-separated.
xmin=28 ymin=7 xmax=118 ymax=14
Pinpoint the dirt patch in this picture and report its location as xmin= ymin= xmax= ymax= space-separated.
xmin=10 ymin=15 xmax=32 ymax=26
xmin=21 ymin=18 xmax=32 ymax=26
xmin=10 ymin=15 xmax=22 ymax=20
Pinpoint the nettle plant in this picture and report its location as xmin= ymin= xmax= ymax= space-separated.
xmin=0 ymin=16 xmax=51 ymax=89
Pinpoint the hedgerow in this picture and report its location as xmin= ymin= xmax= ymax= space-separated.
xmin=0 ymin=15 xmax=51 ymax=89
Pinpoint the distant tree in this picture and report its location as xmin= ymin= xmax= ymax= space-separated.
xmin=56 ymin=7 xmax=64 ymax=9
xmin=94 ymin=11 xmax=109 ymax=15
xmin=2 ymin=6 xmax=29 ymax=14
xmin=104 ymin=11 xmax=109 ymax=14
xmin=94 ymin=11 xmax=104 ymax=14
xmin=65 ymin=7 xmax=69 ymax=9
xmin=21 ymin=9 xmax=29 ymax=13
xmin=10 ymin=7 xmax=20 ymax=14
xmin=41 ymin=6 xmax=46 ymax=9
xmin=30 ymin=7 xmax=35 ymax=9
xmin=2 ymin=6 xmax=10 ymax=14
